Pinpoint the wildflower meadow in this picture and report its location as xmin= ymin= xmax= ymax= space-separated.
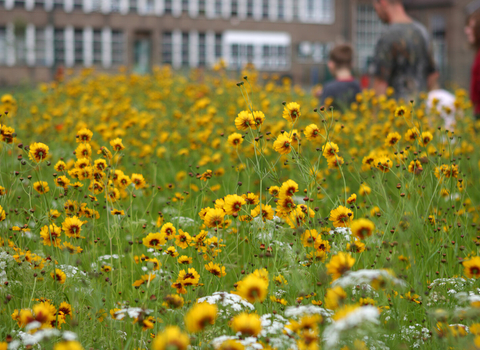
xmin=0 ymin=66 xmax=480 ymax=350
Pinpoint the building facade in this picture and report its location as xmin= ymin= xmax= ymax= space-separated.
xmin=0 ymin=0 xmax=477 ymax=87
xmin=0 ymin=0 xmax=347 ymax=85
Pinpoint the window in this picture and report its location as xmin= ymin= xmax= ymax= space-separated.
xmin=277 ymin=0 xmax=285 ymax=20
xmin=53 ymin=0 xmax=63 ymax=9
xmin=162 ymin=32 xmax=172 ymax=64
xmin=198 ymin=32 xmax=206 ymax=66
xmin=13 ymin=26 xmax=26 ymax=65
xmin=355 ymin=4 xmax=385 ymax=71
xmin=303 ymin=0 xmax=334 ymax=23
xmin=0 ymin=0 xmax=4 ymax=8
xmin=111 ymin=0 xmax=120 ymax=11
xmin=181 ymin=32 xmax=189 ymax=67
xmin=214 ymin=0 xmax=221 ymax=16
xmin=224 ymin=31 xmax=291 ymax=70
xmin=91 ymin=0 xmax=101 ymax=11
xmin=262 ymin=0 xmax=268 ymax=19
xmin=74 ymin=29 xmax=83 ymax=65
xmin=292 ymin=0 xmax=299 ymax=20
xmin=93 ymin=29 xmax=102 ymax=64
xmin=73 ymin=0 xmax=82 ymax=9
xmin=145 ymin=0 xmax=154 ymax=13
xmin=215 ymin=33 xmax=222 ymax=60
xmin=231 ymin=0 xmax=238 ymax=17
xmin=431 ymin=15 xmax=446 ymax=75
xmin=305 ymin=0 xmax=315 ymax=21
xmin=198 ymin=0 xmax=205 ymax=15
xmin=35 ymin=27 xmax=47 ymax=66
xmin=230 ymin=44 xmax=254 ymax=68
xmin=34 ymin=0 xmax=45 ymax=8
xmin=129 ymin=0 xmax=137 ymax=12
xmin=0 ymin=27 xmax=6 ymax=65
xmin=246 ymin=0 xmax=253 ymax=17
xmin=54 ymin=28 xmax=65 ymax=65
xmin=14 ymin=0 xmax=25 ymax=8
xmin=164 ymin=0 xmax=172 ymax=14
xmin=262 ymin=44 xmax=288 ymax=69
xmin=181 ymin=0 xmax=188 ymax=13
xmin=319 ymin=0 xmax=333 ymax=23
xmin=112 ymin=30 xmax=124 ymax=64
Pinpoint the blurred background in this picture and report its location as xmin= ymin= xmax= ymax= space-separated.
xmin=0 ymin=0 xmax=475 ymax=88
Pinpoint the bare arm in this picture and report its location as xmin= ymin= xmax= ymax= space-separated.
xmin=373 ymin=77 xmax=388 ymax=96
xmin=427 ymin=71 xmax=439 ymax=91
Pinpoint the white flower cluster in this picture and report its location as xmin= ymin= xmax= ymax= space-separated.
xmin=171 ymin=216 xmax=195 ymax=226
xmin=329 ymin=227 xmax=352 ymax=240
xmin=57 ymin=264 xmax=87 ymax=278
xmin=211 ymin=336 xmax=263 ymax=350
xmin=112 ymin=307 xmax=154 ymax=320
xmin=322 ymin=306 xmax=380 ymax=348
xmin=285 ymin=305 xmax=333 ymax=319
xmin=0 ymin=250 xmax=15 ymax=284
xmin=197 ymin=292 xmax=254 ymax=317
xmin=332 ymin=269 xmax=406 ymax=289
xmin=9 ymin=329 xmax=79 ymax=348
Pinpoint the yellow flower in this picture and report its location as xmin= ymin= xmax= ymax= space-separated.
xmin=228 ymin=133 xmax=244 ymax=147
xmin=176 ymin=268 xmax=200 ymax=287
xmin=463 ymin=256 xmax=480 ymax=278
xmin=142 ymin=232 xmax=167 ymax=249
xmin=75 ymin=143 xmax=92 ymax=159
xmin=235 ymin=110 xmax=255 ymax=130
xmin=51 ymin=269 xmax=67 ymax=284
xmin=224 ymin=194 xmax=246 ymax=216
xmin=345 ymin=194 xmax=356 ymax=205
xmin=394 ymin=106 xmax=407 ymax=118
xmin=152 ymin=326 xmax=189 ymax=350
xmin=304 ymin=124 xmax=321 ymax=141
xmin=375 ymin=155 xmax=391 ymax=173
xmin=236 ymin=273 xmax=268 ymax=303
xmin=322 ymin=142 xmax=339 ymax=159
xmin=273 ymin=133 xmax=293 ymax=155
xmin=231 ymin=313 xmax=262 ymax=336
xmin=282 ymin=102 xmax=301 ymax=123
xmin=132 ymin=274 xmax=156 ymax=287
xmin=76 ymin=128 xmax=93 ymax=143
xmin=184 ymin=302 xmax=217 ymax=333
xmin=28 ymin=142 xmax=49 ymax=163
xmin=40 ymin=224 xmax=62 ymax=247
xmin=325 ymin=286 xmax=347 ymax=310
xmin=385 ymin=132 xmax=401 ymax=147
xmin=326 ymin=252 xmax=355 ymax=280
xmin=350 ymin=219 xmax=375 ymax=240
xmin=279 ymin=179 xmax=298 ymax=197
xmin=131 ymin=173 xmax=146 ymax=189
xmin=419 ymin=131 xmax=433 ymax=146
xmin=163 ymin=294 xmax=185 ymax=309
xmin=110 ymin=138 xmax=125 ymax=151
xmin=217 ymin=339 xmax=245 ymax=350
xmin=329 ymin=206 xmax=353 ymax=227
xmin=205 ymin=262 xmax=226 ymax=277
xmin=408 ymin=160 xmax=423 ymax=175
xmin=62 ymin=216 xmax=84 ymax=238
xmin=203 ymin=208 xmax=225 ymax=227
xmin=331 ymin=304 xmax=361 ymax=321
xmin=33 ymin=181 xmax=50 ymax=194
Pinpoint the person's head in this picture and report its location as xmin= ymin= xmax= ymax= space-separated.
xmin=465 ymin=11 xmax=480 ymax=48
xmin=327 ymin=44 xmax=353 ymax=75
xmin=373 ymin=0 xmax=404 ymax=24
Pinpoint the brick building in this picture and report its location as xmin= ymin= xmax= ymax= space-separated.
xmin=0 ymin=0 xmax=477 ymax=87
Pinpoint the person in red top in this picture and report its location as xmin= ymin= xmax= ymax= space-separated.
xmin=465 ymin=11 xmax=480 ymax=120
